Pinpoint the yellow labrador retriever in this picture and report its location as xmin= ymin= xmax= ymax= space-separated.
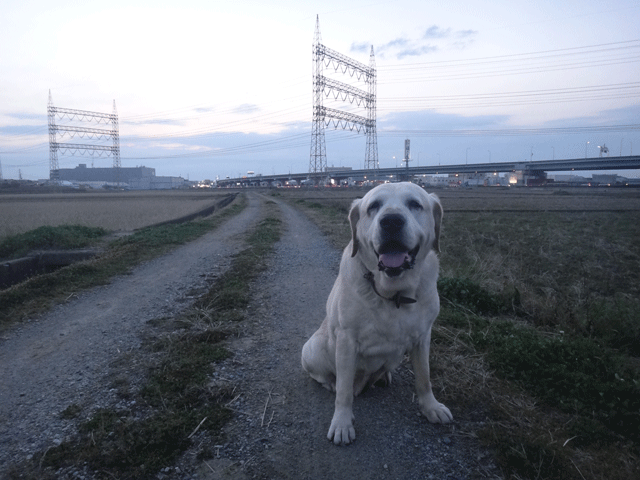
xmin=301 ymin=181 xmax=452 ymax=445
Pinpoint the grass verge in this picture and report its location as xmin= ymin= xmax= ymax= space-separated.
xmin=0 ymin=225 xmax=108 ymax=260
xmin=0 ymin=196 xmax=245 ymax=331
xmin=8 ymin=205 xmax=283 ymax=479
xmin=285 ymin=190 xmax=640 ymax=480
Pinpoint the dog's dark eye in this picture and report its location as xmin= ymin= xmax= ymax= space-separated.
xmin=367 ymin=201 xmax=381 ymax=215
xmin=408 ymin=199 xmax=423 ymax=211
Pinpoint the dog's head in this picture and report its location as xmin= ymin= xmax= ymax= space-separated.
xmin=349 ymin=182 xmax=442 ymax=280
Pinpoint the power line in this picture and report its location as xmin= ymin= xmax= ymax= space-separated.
xmin=121 ymin=130 xmax=365 ymax=161
xmin=379 ymin=82 xmax=640 ymax=110
xmin=379 ymin=56 xmax=640 ymax=84
xmin=379 ymin=124 xmax=640 ymax=138
xmin=378 ymin=39 xmax=640 ymax=71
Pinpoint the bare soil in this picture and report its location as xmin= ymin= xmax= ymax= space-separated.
xmin=0 ymin=191 xmax=228 ymax=238
xmin=0 ymin=192 xmax=499 ymax=479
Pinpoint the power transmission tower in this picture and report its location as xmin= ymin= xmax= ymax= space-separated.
xmin=111 ymin=100 xmax=121 ymax=184
xmin=309 ymin=16 xmax=378 ymax=175
xmin=47 ymin=91 xmax=121 ymax=184
xmin=365 ymin=46 xmax=378 ymax=170
xmin=309 ymin=16 xmax=326 ymax=176
xmin=48 ymin=91 xmax=59 ymax=182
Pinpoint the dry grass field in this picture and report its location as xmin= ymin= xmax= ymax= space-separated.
xmin=0 ymin=190 xmax=227 ymax=238
xmin=274 ymin=184 xmax=640 ymax=211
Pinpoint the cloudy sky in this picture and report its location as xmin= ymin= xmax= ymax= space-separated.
xmin=1 ymin=0 xmax=638 ymax=180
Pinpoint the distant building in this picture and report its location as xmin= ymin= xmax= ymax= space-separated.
xmin=549 ymin=174 xmax=587 ymax=184
xmin=591 ymin=174 xmax=618 ymax=185
xmin=57 ymin=164 xmax=185 ymax=190
xmin=58 ymin=164 xmax=154 ymax=183
xmin=128 ymin=176 xmax=186 ymax=190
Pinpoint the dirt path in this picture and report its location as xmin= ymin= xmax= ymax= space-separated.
xmin=203 ymin=196 xmax=498 ymax=479
xmin=0 ymin=192 xmax=498 ymax=479
xmin=0 ymin=194 xmax=264 ymax=472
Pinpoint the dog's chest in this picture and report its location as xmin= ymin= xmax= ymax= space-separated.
xmin=356 ymin=308 xmax=423 ymax=362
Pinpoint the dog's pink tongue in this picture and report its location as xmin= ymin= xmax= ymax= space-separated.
xmin=379 ymin=252 xmax=408 ymax=268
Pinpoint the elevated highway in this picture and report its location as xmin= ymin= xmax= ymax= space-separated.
xmin=216 ymin=155 xmax=640 ymax=187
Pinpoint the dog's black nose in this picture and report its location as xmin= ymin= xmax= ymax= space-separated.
xmin=380 ymin=214 xmax=405 ymax=232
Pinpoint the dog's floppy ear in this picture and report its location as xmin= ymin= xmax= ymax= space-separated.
xmin=429 ymin=194 xmax=443 ymax=253
xmin=349 ymin=198 xmax=362 ymax=257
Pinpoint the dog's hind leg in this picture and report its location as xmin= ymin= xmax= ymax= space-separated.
xmin=302 ymin=328 xmax=336 ymax=392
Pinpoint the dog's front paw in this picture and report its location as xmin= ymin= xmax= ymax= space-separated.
xmin=327 ymin=410 xmax=356 ymax=445
xmin=419 ymin=397 xmax=453 ymax=424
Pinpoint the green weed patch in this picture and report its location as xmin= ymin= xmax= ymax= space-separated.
xmin=40 ymin=401 xmax=230 ymax=478
xmin=438 ymin=276 xmax=520 ymax=315
xmin=471 ymin=319 xmax=640 ymax=442
xmin=437 ymin=277 xmax=640 ymax=479
xmin=192 ymin=216 xmax=282 ymax=315
xmin=436 ymin=276 xmax=640 ymax=443
xmin=581 ymin=294 xmax=640 ymax=356
xmin=0 ymin=225 xmax=107 ymax=260
xmin=38 ymin=329 xmax=235 ymax=478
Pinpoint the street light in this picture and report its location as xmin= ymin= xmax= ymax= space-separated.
xmin=585 ymin=141 xmax=590 ymax=158
xmin=466 ymin=147 xmax=470 ymax=165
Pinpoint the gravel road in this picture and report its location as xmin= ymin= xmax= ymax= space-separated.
xmin=0 ymin=192 xmax=499 ymax=479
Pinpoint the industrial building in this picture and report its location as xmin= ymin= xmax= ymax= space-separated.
xmin=57 ymin=164 xmax=186 ymax=190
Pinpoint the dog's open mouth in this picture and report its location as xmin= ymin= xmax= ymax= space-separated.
xmin=376 ymin=243 xmax=419 ymax=277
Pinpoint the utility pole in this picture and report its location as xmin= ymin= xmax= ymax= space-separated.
xmin=403 ymin=139 xmax=411 ymax=175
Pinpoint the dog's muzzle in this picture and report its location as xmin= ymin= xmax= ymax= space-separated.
xmin=376 ymin=213 xmax=418 ymax=277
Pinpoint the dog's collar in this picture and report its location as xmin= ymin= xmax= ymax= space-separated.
xmin=363 ymin=271 xmax=417 ymax=309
